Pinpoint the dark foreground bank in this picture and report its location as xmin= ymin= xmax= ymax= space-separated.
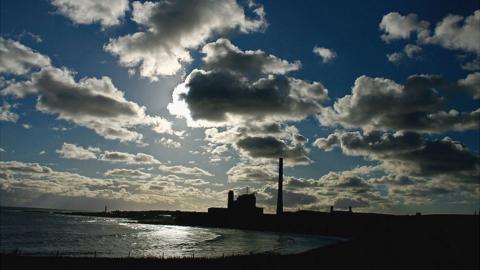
xmin=2 ymin=221 xmax=479 ymax=270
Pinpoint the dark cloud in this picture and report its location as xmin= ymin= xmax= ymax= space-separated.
xmin=333 ymin=176 xmax=369 ymax=188
xmin=237 ymin=136 xmax=311 ymax=164
xmin=1 ymin=56 xmax=174 ymax=142
xmin=315 ymin=131 xmax=424 ymax=155
xmin=169 ymin=40 xmax=328 ymax=125
xmin=167 ymin=39 xmax=327 ymax=164
xmin=105 ymin=0 xmax=266 ymax=79
xmin=319 ymin=74 xmax=479 ymax=132
xmin=314 ymin=130 xmax=480 ymax=183
xmin=202 ymin=38 xmax=300 ymax=78
xmin=178 ymin=69 xmax=327 ymax=123
xmin=389 ymin=183 xmax=455 ymax=199
xmin=373 ymin=174 xmax=418 ymax=186
xmin=239 ymin=122 xmax=283 ymax=135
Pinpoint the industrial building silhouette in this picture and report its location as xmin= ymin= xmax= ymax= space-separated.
xmin=208 ymin=157 xmax=284 ymax=216
xmin=207 ymin=157 xmax=356 ymax=219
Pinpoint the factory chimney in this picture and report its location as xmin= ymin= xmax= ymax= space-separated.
xmin=228 ymin=190 xmax=234 ymax=209
xmin=276 ymin=157 xmax=283 ymax=215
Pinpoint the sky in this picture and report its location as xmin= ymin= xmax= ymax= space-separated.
xmin=0 ymin=0 xmax=479 ymax=214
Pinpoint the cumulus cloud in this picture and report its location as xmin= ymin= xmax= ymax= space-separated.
xmin=273 ymin=161 xmax=476 ymax=211
xmin=104 ymin=168 xmax=151 ymax=179
xmin=312 ymin=46 xmax=336 ymax=63
xmin=3 ymin=67 xmax=173 ymax=141
xmin=100 ymin=151 xmax=161 ymax=164
xmin=168 ymin=39 xmax=328 ymax=126
xmin=158 ymin=164 xmax=213 ymax=177
xmin=157 ymin=137 xmax=181 ymax=148
xmin=236 ymin=136 xmax=311 ymax=164
xmin=54 ymin=143 xmax=214 ymax=178
xmin=0 ymin=38 xmax=50 ymax=76
xmin=458 ymin=72 xmax=480 ymax=99
xmin=386 ymin=52 xmax=404 ymax=64
xmin=404 ymin=44 xmax=423 ymax=58
xmin=50 ymin=0 xmax=130 ymax=28
xmin=0 ymin=160 xmax=224 ymax=211
xmin=0 ymin=102 xmax=19 ymax=122
xmin=16 ymin=31 xmax=43 ymax=43
xmin=173 ymin=70 xmax=327 ymax=126
xmin=318 ymin=74 xmax=479 ymax=133
xmin=0 ymin=161 xmax=52 ymax=174
xmin=0 ymin=40 xmax=175 ymax=142
xmin=379 ymin=12 xmax=430 ymax=42
xmin=55 ymin=142 xmax=162 ymax=164
xmin=203 ymin=38 xmax=300 ymax=78
xmin=104 ymin=0 xmax=266 ymax=80
xmin=169 ymin=40 xmax=328 ymax=126
xmin=423 ymin=10 xmax=480 ymax=55
xmin=380 ymin=10 xmax=480 ymax=70
xmin=168 ymin=39 xmax=328 ymax=137
xmin=314 ymin=130 xmax=480 ymax=183
xmin=227 ymin=162 xmax=277 ymax=182
xmin=170 ymin=70 xmax=328 ymax=126
xmin=56 ymin=143 xmax=99 ymax=160
xmin=461 ymin=58 xmax=480 ymax=71
xmin=387 ymin=44 xmax=422 ymax=64
xmin=203 ymin=124 xmax=312 ymax=165
xmin=168 ymin=40 xmax=327 ymax=164
xmin=182 ymin=179 xmax=210 ymax=186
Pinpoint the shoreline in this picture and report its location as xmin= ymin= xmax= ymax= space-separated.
xmin=2 ymin=208 xmax=478 ymax=269
xmin=2 ymin=231 xmax=478 ymax=270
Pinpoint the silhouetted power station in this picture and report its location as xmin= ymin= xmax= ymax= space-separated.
xmin=208 ymin=157 xmax=285 ymax=216
xmin=208 ymin=189 xmax=263 ymax=216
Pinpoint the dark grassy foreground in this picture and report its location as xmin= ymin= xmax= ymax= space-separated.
xmin=2 ymin=220 xmax=479 ymax=270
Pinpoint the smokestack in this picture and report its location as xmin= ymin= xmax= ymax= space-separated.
xmin=228 ymin=190 xmax=234 ymax=209
xmin=277 ymin=157 xmax=283 ymax=215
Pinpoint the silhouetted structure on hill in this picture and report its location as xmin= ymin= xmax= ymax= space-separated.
xmin=208 ymin=189 xmax=263 ymax=216
xmin=277 ymin=157 xmax=283 ymax=215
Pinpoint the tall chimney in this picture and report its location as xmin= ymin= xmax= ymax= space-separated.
xmin=228 ymin=190 xmax=234 ymax=209
xmin=276 ymin=157 xmax=283 ymax=215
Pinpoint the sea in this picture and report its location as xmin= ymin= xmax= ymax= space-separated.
xmin=0 ymin=206 xmax=338 ymax=258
